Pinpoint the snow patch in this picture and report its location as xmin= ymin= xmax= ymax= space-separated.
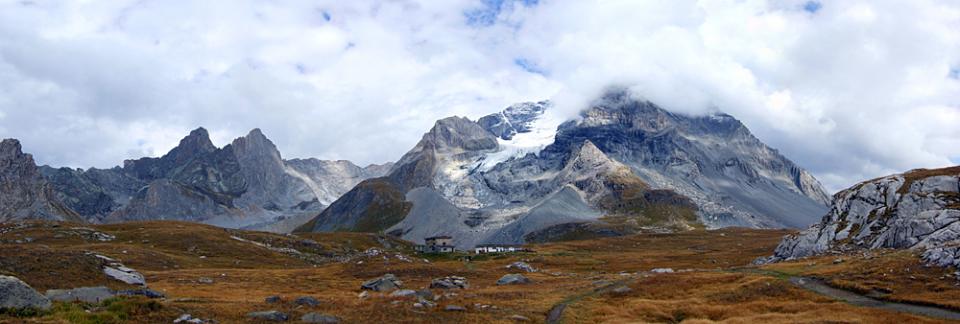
xmin=475 ymin=112 xmax=561 ymax=171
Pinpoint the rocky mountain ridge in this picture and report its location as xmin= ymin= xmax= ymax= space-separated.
xmin=299 ymin=90 xmax=828 ymax=248
xmin=761 ymin=166 xmax=960 ymax=267
xmin=3 ymin=129 xmax=391 ymax=232
xmin=0 ymin=139 xmax=81 ymax=223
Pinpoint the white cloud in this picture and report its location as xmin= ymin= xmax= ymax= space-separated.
xmin=0 ymin=0 xmax=958 ymax=193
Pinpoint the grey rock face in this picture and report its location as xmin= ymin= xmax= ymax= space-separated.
xmin=0 ymin=139 xmax=81 ymax=223
xmin=767 ymin=166 xmax=960 ymax=267
xmin=496 ymin=274 xmax=532 ymax=285
xmin=544 ymin=91 xmax=829 ymax=228
xmin=45 ymin=286 xmax=115 ymax=303
xmin=0 ymin=275 xmax=51 ymax=310
xmin=103 ymin=265 xmax=146 ymax=286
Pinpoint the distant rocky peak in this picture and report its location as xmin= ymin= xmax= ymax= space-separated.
xmin=478 ymin=101 xmax=549 ymax=140
xmin=1 ymin=138 xmax=26 ymax=161
xmin=231 ymin=128 xmax=282 ymax=159
xmin=173 ymin=127 xmax=216 ymax=155
xmin=566 ymin=140 xmax=608 ymax=166
xmin=421 ymin=116 xmax=498 ymax=152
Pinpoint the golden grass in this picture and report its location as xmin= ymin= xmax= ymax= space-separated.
xmin=2 ymin=222 xmax=960 ymax=323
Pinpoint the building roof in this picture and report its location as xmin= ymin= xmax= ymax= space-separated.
xmin=425 ymin=235 xmax=452 ymax=240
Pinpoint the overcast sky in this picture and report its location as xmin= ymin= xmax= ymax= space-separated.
xmin=0 ymin=0 xmax=958 ymax=193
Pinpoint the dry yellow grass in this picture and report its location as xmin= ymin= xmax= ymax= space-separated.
xmin=2 ymin=222 xmax=959 ymax=323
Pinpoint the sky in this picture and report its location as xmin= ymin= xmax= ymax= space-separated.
xmin=0 ymin=0 xmax=958 ymax=193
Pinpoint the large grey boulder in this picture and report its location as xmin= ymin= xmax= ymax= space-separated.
xmin=361 ymin=274 xmax=402 ymax=292
xmin=496 ymin=274 xmax=532 ymax=285
xmin=0 ymin=275 xmax=52 ymax=310
xmin=45 ymin=286 xmax=115 ymax=303
xmin=246 ymin=310 xmax=289 ymax=322
xmin=103 ymin=265 xmax=146 ymax=286
xmin=294 ymin=296 xmax=321 ymax=307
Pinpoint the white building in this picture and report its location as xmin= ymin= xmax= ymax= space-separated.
xmin=473 ymin=244 xmax=523 ymax=254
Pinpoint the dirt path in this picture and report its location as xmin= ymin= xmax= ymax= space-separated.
xmin=546 ymin=278 xmax=632 ymax=324
xmin=789 ymin=277 xmax=960 ymax=321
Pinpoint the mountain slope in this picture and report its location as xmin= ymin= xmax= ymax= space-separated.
xmin=762 ymin=166 xmax=960 ymax=266
xmin=0 ymin=139 xmax=81 ymax=223
xmin=545 ymin=91 xmax=829 ymax=228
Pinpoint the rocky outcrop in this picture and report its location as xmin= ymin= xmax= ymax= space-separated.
xmin=45 ymin=286 xmax=115 ymax=303
xmin=0 ymin=139 xmax=81 ymax=223
xmin=360 ymin=273 xmax=402 ymax=292
xmin=0 ymin=275 xmax=51 ymax=310
xmin=763 ymin=166 xmax=960 ymax=266
xmin=496 ymin=274 xmax=531 ymax=285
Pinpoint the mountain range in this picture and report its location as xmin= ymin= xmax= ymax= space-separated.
xmin=0 ymin=89 xmax=832 ymax=246
xmin=296 ymin=90 xmax=831 ymax=248
xmin=1 ymin=128 xmax=391 ymax=232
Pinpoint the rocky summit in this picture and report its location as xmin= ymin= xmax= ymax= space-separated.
xmin=762 ymin=166 xmax=960 ymax=266
xmin=298 ymin=89 xmax=828 ymax=248
xmin=4 ymin=129 xmax=390 ymax=232
xmin=0 ymin=139 xmax=81 ymax=223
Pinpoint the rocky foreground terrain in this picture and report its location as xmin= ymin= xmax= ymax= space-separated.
xmin=3 ymin=221 xmax=960 ymax=323
xmin=762 ymin=166 xmax=960 ymax=267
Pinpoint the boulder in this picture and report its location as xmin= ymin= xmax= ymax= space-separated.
xmin=173 ymin=313 xmax=212 ymax=323
xmin=295 ymin=296 xmax=321 ymax=307
xmin=506 ymin=261 xmax=537 ymax=273
xmin=361 ymin=274 xmax=402 ymax=292
xmin=45 ymin=286 xmax=115 ymax=303
xmin=103 ymin=265 xmax=146 ymax=285
xmin=496 ymin=274 xmax=532 ymax=285
xmin=389 ymin=289 xmax=417 ymax=298
xmin=444 ymin=305 xmax=466 ymax=312
xmin=246 ymin=310 xmax=289 ymax=322
xmin=301 ymin=312 xmax=340 ymax=323
xmin=429 ymin=276 xmax=468 ymax=289
xmin=509 ymin=314 xmax=531 ymax=322
xmin=264 ymin=295 xmax=281 ymax=303
xmin=0 ymin=275 xmax=51 ymax=310
xmin=650 ymin=268 xmax=674 ymax=274
xmin=610 ymin=286 xmax=632 ymax=294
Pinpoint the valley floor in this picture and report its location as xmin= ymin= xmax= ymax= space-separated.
xmin=2 ymin=221 xmax=959 ymax=323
